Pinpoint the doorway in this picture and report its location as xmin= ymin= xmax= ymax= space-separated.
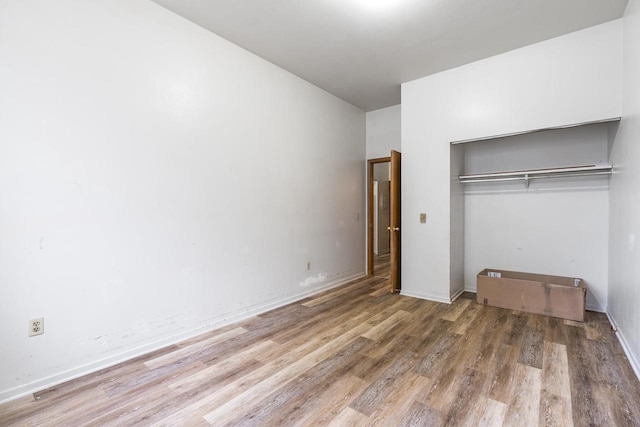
xmin=367 ymin=150 xmax=401 ymax=292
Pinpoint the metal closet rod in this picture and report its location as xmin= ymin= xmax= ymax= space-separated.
xmin=458 ymin=164 xmax=613 ymax=183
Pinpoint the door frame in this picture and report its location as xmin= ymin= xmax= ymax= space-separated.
xmin=389 ymin=150 xmax=401 ymax=292
xmin=367 ymin=156 xmax=391 ymax=275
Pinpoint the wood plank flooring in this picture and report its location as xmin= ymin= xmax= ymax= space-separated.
xmin=2 ymin=254 xmax=640 ymax=426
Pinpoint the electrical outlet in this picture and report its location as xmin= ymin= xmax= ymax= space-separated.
xmin=29 ymin=318 xmax=44 ymax=337
xmin=306 ymin=261 xmax=311 ymax=271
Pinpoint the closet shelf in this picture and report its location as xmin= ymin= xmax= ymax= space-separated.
xmin=458 ymin=164 xmax=613 ymax=185
xmin=450 ymin=117 xmax=621 ymax=145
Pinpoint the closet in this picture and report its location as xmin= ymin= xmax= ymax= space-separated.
xmin=451 ymin=118 xmax=620 ymax=311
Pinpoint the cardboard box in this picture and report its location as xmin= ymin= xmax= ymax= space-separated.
xmin=477 ymin=268 xmax=586 ymax=322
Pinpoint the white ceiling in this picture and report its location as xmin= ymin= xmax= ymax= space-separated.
xmin=151 ymin=0 xmax=628 ymax=112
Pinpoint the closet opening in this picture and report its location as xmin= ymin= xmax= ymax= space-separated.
xmin=450 ymin=118 xmax=620 ymax=312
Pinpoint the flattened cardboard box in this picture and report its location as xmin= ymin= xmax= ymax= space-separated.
xmin=477 ymin=268 xmax=586 ymax=322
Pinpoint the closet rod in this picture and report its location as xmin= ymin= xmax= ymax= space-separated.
xmin=459 ymin=164 xmax=613 ymax=183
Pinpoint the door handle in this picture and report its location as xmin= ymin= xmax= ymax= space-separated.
xmin=387 ymin=226 xmax=400 ymax=232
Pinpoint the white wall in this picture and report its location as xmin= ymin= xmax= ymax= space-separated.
xmin=608 ymin=0 xmax=640 ymax=378
xmin=402 ymin=21 xmax=622 ymax=302
xmin=463 ymin=124 xmax=611 ymax=311
xmin=373 ymin=163 xmax=391 ymax=254
xmin=373 ymin=181 xmax=390 ymax=255
xmin=373 ymin=163 xmax=390 ymax=181
xmin=366 ymin=105 xmax=401 ymax=159
xmin=0 ymin=0 xmax=365 ymax=402
xmin=366 ymin=104 xmax=400 ymax=269
xmin=449 ymin=144 xmax=465 ymax=298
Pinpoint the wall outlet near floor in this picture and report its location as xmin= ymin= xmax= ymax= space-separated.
xmin=306 ymin=261 xmax=311 ymax=271
xmin=29 ymin=318 xmax=44 ymax=337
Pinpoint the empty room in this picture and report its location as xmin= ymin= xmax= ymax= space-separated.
xmin=2 ymin=0 xmax=640 ymax=425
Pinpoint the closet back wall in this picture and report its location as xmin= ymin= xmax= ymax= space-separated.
xmin=463 ymin=124 xmax=611 ymax=311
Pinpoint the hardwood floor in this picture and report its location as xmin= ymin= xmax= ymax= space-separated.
xmin=2 ymin=254 xmax=640 ymax=426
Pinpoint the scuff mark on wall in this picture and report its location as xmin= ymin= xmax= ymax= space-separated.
xmin=299 ymin=273 xmax=328 ymax=287
xmin=92 ymin=335 xmax=107 ymax=346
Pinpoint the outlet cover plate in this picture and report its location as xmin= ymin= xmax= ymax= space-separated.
xmin=29 ymin=318 xmax=44 ymax=337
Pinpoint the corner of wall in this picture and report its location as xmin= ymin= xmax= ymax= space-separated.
xmin=607 ymin=311 xmax=640 ymax=382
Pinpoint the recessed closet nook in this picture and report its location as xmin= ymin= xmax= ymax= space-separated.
xmin=398 ymin=20 xmax=622 ymax=309
xmin=450 ymin=118 xmax=619 ymax=312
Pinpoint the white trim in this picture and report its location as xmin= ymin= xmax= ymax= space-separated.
xmin=585 ymin=303 xmax=606 ymax=313
xmin=450 ymin=288 xmax=465 ymax=303
xmin=606 ymin=311 xmax=640 ymax=383
xmin=400 ymin=289 xmax=452 ymax=304
xmin=0 ymin=272 xmax=365 ymax=404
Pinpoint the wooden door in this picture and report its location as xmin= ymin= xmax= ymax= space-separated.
xmin=389 ymin=150 xmax=401 ymax=292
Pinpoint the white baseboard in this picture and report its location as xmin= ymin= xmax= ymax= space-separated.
xmin=606 ymin=311 xmax=640 ymax=383
xmin=400 ymin=289 xmax=452 ymax=304
xmin=450 ymin=288 xmax=465 ymax=303
xmin=0 ymin=272 xmax=365 ymax=405
xmin=586 ymin=303 xmax=606 ymax=313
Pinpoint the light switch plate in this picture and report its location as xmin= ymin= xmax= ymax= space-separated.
xmin=420 ymin=213 xmax=427 ymax=223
